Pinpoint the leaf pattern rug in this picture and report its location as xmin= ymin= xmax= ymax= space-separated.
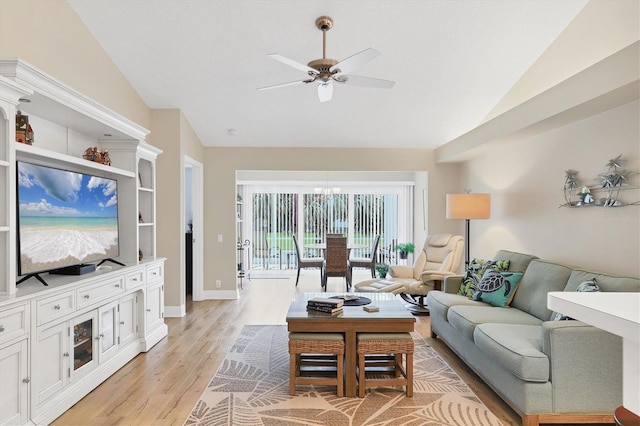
xmin=184 ymin=325 xmax=503 ymax=426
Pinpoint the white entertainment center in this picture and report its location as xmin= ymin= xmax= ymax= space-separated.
xmin=0 ymin=58 xmax=167 ymax=425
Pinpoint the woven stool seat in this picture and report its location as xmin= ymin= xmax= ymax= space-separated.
xmin=357 ymin=332 xmax=414 ymax=397
xmin=289 ymin=332 xmax=345 ymax=397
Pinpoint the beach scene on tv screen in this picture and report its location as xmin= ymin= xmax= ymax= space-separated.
xmin=18 ymin=162 xmax=119 ymax=275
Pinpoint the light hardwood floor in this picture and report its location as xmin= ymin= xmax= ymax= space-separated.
xmin=53 ymin=270 xmax=526 ymax=425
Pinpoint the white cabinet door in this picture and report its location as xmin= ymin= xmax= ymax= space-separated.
xmin=146 ymin=283 xmax=164 ymax=333
xmin=98 ymin=301 xmax=119 ymax=363
xmin=33 ymin=322 xmax=68 ymax=407
xmin=0 ymin=339 xmax=29 ymax=425
xmin=119 ymin=293 xmax=138 ymax=348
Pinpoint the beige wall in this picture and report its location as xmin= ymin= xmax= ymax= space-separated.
xmin=204 ymin=147 xmax=460 ymax=293
xmin=461 ymin=100 xmax=639 ymax=277
xmin=0 ymin=0 xmax=150 ymax=130
xmin=150 ymin=110 xmax=205 ymax=309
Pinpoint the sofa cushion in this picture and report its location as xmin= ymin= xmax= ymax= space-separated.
xmin=510 ymin=260 xmax=573 ymax=321
xmin=565 ymin=270 xmax=640 ymax=293
xmin=472 ymin=270 xmax=524 ymax=307
xmin=458 ymin=258 xmax=510 ymax=298
xmin=447 ymin=305 xmax=543 ymax=341
xmin=493 ymin=250 xmax=538 ymax=273
xmin=474 ymin=324 xmax=549 ymax=382
xmin=427 ymin=291 xmax=485 ymax=320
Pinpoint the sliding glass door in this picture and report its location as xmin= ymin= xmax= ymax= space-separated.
xmin=240 ymin=182 xmax=412 ymax=271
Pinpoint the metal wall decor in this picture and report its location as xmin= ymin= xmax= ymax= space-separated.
xmin=561 ymin=155 xmax=639 ymax=208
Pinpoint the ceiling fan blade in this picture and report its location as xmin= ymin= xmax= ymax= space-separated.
xmin=338 ymin=75 xmax=395 ymax=89
xmin=330 ymin=48 xmax=381 ymax=76
xmin=267 ymin=53 xmax=317 ymax=75
xmin=317 ymin=82 xmax=333 ymax=102
xmin=257 ymin=80 xmax=306 ymax=91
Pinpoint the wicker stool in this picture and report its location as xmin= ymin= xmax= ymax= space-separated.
xmin=356 ymin=332 xmax=414 ymax=397
xmin=289 ymin=332 xmax=345 ymax=397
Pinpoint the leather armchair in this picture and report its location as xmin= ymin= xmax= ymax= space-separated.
xmin=354 ymin=234 xmax=464 ymax=314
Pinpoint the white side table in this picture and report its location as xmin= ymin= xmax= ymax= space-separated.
xmin=548 ymin=292 xmax=640 ymax=418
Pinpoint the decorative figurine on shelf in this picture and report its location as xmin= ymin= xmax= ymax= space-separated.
xmin=577 ymin=186 xmax=593 ymax=205
xmin=83 ymin=147 xmax=112 ymax=165
xmin=16 ymin=111 xmax=34 ymax=145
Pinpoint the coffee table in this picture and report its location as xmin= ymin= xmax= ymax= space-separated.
xmin=286 ymin=292 xmax=415 ymax=397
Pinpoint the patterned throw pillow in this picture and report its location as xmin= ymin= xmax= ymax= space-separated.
xmin=472 ymin=269 xmax=524 ymax=307
xmin=552 ymin=278 xmax=600 ymax=321
xmin=458 ymin=259 xmax=510 ymax=298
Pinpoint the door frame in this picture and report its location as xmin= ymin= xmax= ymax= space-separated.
xmin=184 ymin=156 xmax=204 ymax=302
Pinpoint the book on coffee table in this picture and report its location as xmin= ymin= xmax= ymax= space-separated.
xmin=307 ymin=305 xmax=343 ymax=315
xmin=307 ymin=297 xmax=344 ymax=309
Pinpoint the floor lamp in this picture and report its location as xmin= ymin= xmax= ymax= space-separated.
xmin=446 ymin=192 xmax=491 ymax=268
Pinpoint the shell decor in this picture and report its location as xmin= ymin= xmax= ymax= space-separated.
xmin=561 ymin=155 xmax=639 ymax=208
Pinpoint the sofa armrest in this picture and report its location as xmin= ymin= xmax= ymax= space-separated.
xmin=389 ymin=265 xmax=414 ymax=278
xmin=541 ymin=321 xmax=622 ymax=412
xmin=442 ymin=275 xmax=463 ymax=294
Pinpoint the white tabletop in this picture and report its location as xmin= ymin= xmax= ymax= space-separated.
xmin=547 ymin=292 xmax=640 ymax=342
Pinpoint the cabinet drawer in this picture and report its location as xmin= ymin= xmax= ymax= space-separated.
xmin=76 ymin=278 xmax=125 ymax=309
xmin=0 ymin=304 xmax=30 ymax=344
xmin=146 ymin=263 xmax=163 ymax=284
xmin=125 ymin=269 xmax=145 ymax=290
xmin=37 ymin=292 xmax=75 ymax=326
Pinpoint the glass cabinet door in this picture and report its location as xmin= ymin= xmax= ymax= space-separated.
xmin=71 ymin=310 xmax=97 ymax=381
xmin=98 ymin=301 xmax=119 ymax=362
xmin=73 ymin=319 xmax=93 ymax=370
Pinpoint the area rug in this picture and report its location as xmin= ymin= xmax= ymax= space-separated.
xmin=184 ymin=325 xmax=503 ymax=425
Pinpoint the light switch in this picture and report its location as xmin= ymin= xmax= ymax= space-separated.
xmin=217 ymin=234 xmax=223 ymax=242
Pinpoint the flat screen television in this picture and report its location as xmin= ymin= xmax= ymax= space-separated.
xmin=16 ymin=160 xmax=120 ymax=280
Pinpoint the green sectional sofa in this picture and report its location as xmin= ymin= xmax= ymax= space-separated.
xmin=426 ymin=250 xmax=640 ymax=426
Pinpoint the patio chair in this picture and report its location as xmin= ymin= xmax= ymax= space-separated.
xmin=292 ymin=235 xmax=323 ymax=286
xmin=253 ymin=231 xmax=279 ymax=270
xmin=322 ymin=236 xmax=351 ymax=291
xmin=349 ymin=234 xmax=381 ymax=278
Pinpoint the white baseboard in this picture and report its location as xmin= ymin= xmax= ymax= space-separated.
xmin=164 ymin=304 xmax=185 ymax=317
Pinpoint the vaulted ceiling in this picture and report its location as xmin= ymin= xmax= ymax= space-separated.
xmin=68 ymin=0 xmax=587 ymax=149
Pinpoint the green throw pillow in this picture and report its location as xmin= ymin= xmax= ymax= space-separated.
xmin=552 ymin=278 xmax=599 ymax=321
xmin=458 ymin=259 xmax=510 ymax=298
xmin=472 ymin=269 xmax=524 ymax=307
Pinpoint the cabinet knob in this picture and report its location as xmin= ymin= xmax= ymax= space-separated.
xmin=97 ymin=333 xmax=104 ymax=339
xmin=115 ymin=284 xmax=120 ymax=288
xmin=120 ymin=321 xmax=125 ymax=325
xmin=146 ymin=308 xmax=151 ymax=312
xmin=152 ymin=272 xmax=157 ymax=276
xmin=0 ymin=325 xmax=4 ymax=332
xmin=22 ymin=377 xmax=30 ymax=384
xmin=54 ymin=304 xmax=61 ymax=310
xmin=63 ymin=352 xmax=70 ymax=357
xmin=84 ymin=294 xmax=90 ymax=299
xmin=132 ymin=277 xmax=138 ymax=282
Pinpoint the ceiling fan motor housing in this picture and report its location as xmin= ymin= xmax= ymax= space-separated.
xmin=315 ymin=16 xmax=333 ymax=31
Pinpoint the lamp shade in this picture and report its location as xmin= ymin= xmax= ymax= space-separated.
xmin=446 ymin=193 xmax=491 ymax=220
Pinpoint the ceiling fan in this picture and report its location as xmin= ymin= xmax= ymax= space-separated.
xmin=258 ymin=16 xmax=395 ymax=102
